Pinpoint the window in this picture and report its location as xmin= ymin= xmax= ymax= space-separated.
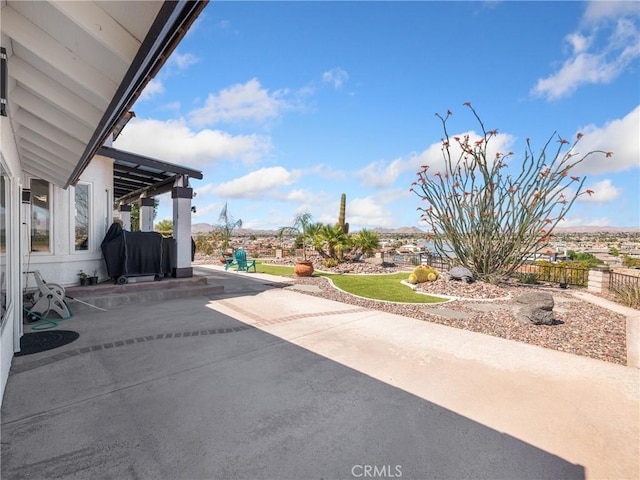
xmin=30 ymin=179 xmax=50 ymax=253
xmin=0 ymin=165 xmax=7 ymax=324
xmin=74 ymin=184 xmax=90 ymax=251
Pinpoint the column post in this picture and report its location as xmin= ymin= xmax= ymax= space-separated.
xmin=172 ymin=185 xmax=193 ymax=278
xmin=119 ymin=204 xmax=131 ymax=231
xmin=587 ymin=266 xmax=611 ymax=294
xmin=139 ymin=197 xmax=155 ymax=232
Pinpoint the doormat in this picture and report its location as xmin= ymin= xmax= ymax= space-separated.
xmin=16 ymin=330 xmax=80 ymax=356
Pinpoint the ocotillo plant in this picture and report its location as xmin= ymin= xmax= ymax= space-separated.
xmin=410 ymin=103 xmax=612 ymax=284
xmin=336 ymin=193 xmax=349 ymax=234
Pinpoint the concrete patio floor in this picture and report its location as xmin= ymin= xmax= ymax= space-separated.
xmin=2 ymin=266 xmax=638 ymax=479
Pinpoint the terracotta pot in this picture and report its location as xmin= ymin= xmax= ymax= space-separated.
xmin=294 ymin=260 xmax=314 ymax=277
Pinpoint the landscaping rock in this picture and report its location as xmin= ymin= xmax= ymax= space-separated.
xmin=510 ymin=291 xmax=555 ymax=325
xmin=448 ymin=267 xmax=475 ymax=283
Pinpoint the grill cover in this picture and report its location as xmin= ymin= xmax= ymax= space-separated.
xmin=101 ymin=223 xmax=175 ymax=278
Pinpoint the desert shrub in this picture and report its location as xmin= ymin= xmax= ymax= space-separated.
xmin=323 ymin=258 xmax=339 ymax=268
xmin=622 ymin=256 xmax=640 ymax=268
xmin=611 ymin=285 xmax=640 ymax=309
xmin=518 ymin=272 xmax=540 ymax=284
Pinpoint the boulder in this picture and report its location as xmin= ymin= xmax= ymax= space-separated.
xmin=510 ymin=292 xmax=555 ymax=325
xmin=448 ymin=266 xmax=474 ymax=283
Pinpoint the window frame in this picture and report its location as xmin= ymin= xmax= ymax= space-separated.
xmin=73 ymin=182 xmax=91 ymax=253
xmin=28 ymin=177 xmax=53 ymax=254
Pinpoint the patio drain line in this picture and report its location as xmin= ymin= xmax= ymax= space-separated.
xmin=11 ymin=326 xmax=253 ymax=374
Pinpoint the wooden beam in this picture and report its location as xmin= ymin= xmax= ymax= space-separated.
xmin=12 ymin=86 xmax=94 ymax=142
xmin=15 ymin=125 xmax=79 ymax=162
xmin=11 ymin=56 xmax=103 ymax=126
xmin=14 ymin=108 xmax=85 ymax=156
xmin=2 ymin=5 xmax=118 ymax=105
xmin=49 ymin=1 xmax=141 ymax=64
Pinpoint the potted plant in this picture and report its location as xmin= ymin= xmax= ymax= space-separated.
xmin=89 ymin=269 xmax=99 ymax=285
xmin=78 ymin=270 xmax=88 ymax=286
xmin=280 ymin=213 xmax=315 ymax=277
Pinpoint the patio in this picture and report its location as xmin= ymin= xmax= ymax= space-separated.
xmin=2 ymin=268 xmax=638 ymax=479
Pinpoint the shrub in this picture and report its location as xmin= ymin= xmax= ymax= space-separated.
xmin=323 ymin=258 xmax=339 ymax=268
xmin=611 ymin=285 xmax=640 ymax=309
xmin=518 ymin=272 xmax=540 ymax=284
xmin=411 ymin=104 xmax=611 ymax=284
xmin=622 ymin=256 xmax=640 ymax=268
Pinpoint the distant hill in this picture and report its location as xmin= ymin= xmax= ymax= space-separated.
xmin=553 ymin=226 xmax=639 ymax=233
xmin=191 ymin=223 xmax=429 ymax=236
xmin=374 ymin=227 xmax=426 ymax=235
xmin=191 ymin=223 xmax=637 ymax=235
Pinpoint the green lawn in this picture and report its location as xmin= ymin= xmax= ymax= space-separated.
xmin=253 ymin=261 xmax=446 ymax=304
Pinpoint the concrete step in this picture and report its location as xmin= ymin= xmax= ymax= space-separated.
xmin=63 ymin=277 xmax=224 ymax=313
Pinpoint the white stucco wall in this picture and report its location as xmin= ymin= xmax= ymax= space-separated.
xmin=22 ymin=155 xmax=114 ymax=288
xmin=1 ymin=113 xmax=23 ymax=400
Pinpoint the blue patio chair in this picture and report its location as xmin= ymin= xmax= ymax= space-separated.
xmin=231 ymin=249 xmax=256 ymax=272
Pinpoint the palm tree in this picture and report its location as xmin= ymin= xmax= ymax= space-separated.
xmin=278 ymin=213 xmax=313 ymax=260
xmin=319 ymin=224 xmax=349 ymax=260
xmin=217 ymin=202 xmax=242 ymax=251
xmin=353 ymin=229 xmax=380 ymax=258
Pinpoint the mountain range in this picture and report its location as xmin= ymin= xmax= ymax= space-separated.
xmin=191 ymin=223 xmax=638 ymax=235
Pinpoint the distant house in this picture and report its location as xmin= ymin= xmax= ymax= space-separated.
xmin=0 ymin=0 xmax=207 ymax=400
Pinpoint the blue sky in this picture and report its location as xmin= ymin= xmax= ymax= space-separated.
xmin=114 ymin=1 xmax=640 ymax=231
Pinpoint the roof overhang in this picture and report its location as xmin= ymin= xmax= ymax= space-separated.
xmin=99 ymin=145 xmax=203 ymax=205
xmin=1 ymin=0 xmax=207 ymax=189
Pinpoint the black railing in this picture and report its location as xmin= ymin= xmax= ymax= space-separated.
xmin=516 ymin=264 xmax=588 ymax=286
xmin=420 ymin=254 xmax=453 ymax=271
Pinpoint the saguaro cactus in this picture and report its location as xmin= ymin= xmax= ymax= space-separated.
xmin=337 ymin=193 xmax=349 ymax=234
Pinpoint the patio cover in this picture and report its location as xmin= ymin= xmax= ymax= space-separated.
xmin=99 ymin=145 xmax=203 ymax=205
xmin=1 ymin=0 xmax=207 ymax=188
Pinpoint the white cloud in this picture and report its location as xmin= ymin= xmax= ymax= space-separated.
xmin=577 ymin=179 xmax=622 ymax=203
xmin=188 ymin=78 xmax=293 ymax=127
xmin=169 ymin=52 xmax=199 ymax=70
xmin=570 ymin=105 xmax=640 ymax=174
xmin=583 ymin=1 xmax=640 ymax=23
xmin=113 ymin=118 xmax=271 ymax=166
xmin=532 ymin=5 xmax=640 ymax=99
xmin=357 ymin=157 xmax=406 ymax=188
xmin=138 ymin=79 xmax=165 ymax=101
xmin=348 ymin=196 xmax=394 ymax=228
xmin=322 ymin=67 xmax=349 ymax=89
xmin=212 ymin=167 xmax=302 ymax=199
xmin=305 ymin=163 xmax=347 ymax=181
xmin=559 ymin=215 xmax=612 ymax=227
xmin=357 ymin=130 xmax=516 ymax=189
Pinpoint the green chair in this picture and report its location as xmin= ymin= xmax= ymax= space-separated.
xmin=221 ymin=251 xmax=235 ymax=270
xmin=231 ymin=249 xmax=256 ymax=272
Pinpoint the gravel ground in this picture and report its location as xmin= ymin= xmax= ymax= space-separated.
xmin=198 ymin=255 xmax=628 ymax=365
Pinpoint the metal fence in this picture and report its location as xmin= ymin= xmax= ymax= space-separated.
xmin=609 ymin=270 xmax=640 ymax=291
xmin=420 ymin=254 xmax=453 ymax=271
xmin=516 ymin=264 xmax=589 ymax=286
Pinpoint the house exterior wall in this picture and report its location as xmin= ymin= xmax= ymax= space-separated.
xmin=1 ymin=113 xmax=24 ymax=400
xmin=22 ymin=155 xmax=113 ymax=288
xmin=1 ymin=135 xmax=114 ymax=400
